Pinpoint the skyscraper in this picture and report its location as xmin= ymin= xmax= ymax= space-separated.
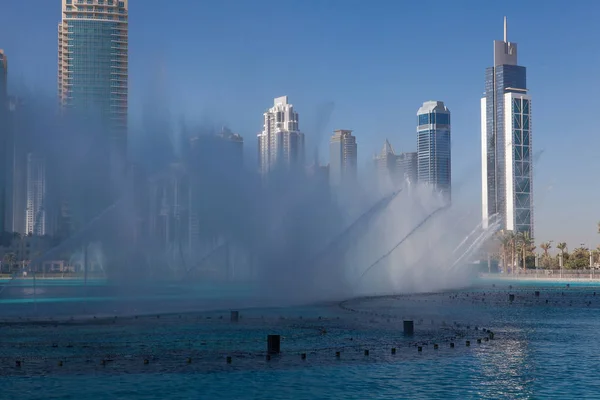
xmin=58 ymin=0 xmax=128 ymax=159
xmin=257 ymin=96 xmax=305 ymax=175
xmin=481 ymin=17 xmax=533 ymax=237
xmin=25 ymin=153 xmax=46 ymax=236
xmin=0 ymin=49 xmax=6 ymax=105
xmin=329 ymin=129 xmax=357 ymax=187
xmin=0 ymin=49 xmax=8 ymax=232
xmin=417 ymin=101 xmax=451 ymax=201
xmin=396 ymin=152 xmax=418 ymax=186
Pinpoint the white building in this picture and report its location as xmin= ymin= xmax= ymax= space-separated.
xmin=257 ymin=96 xmax=305 ymax=175
xmin=25 ymin=153 xmax=46 ymax=236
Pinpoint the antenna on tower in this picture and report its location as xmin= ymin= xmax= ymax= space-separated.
xmin=504 ymin=16 xmax=507 ymax=42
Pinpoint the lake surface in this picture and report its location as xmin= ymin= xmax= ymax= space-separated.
xmin=1 ymin=279 xmax=599 ymax=399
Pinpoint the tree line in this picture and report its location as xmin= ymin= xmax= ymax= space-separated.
xmin=490 ymin=221 xmax=600 ymax=272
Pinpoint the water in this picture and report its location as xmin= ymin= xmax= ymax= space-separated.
xmin=1 ymin=280 xmax=599 ymax=399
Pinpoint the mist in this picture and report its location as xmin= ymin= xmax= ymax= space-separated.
xmin=3 ymin=81 xmax=491 ymax=314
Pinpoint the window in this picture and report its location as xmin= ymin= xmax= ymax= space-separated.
xmin=418 ymin=114 xmax=429 ymax=125
xmin=523 ymin=99 xmax=530 ymax=115
xmin=513 ymin=98 xmax=521 ymax=113
xmin=513 ymin=129 xmax=521 ymax=145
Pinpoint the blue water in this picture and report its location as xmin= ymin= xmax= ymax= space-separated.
xmin=1 ymin=281 xmax=600 ymax=399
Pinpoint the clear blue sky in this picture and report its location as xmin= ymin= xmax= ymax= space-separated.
xmin=1 ymin=0 xmax=599 ymax=250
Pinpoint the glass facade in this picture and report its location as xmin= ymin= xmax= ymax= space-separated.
xmin=511 ymin=97 xmax=533 ymax=234
xmin=58 ymin=0 xmax=128 ymax=155
xmin=417 ymin=103 xmax=451 ymax=201
xmin=483 ymin=46 xmax=533 ymax=237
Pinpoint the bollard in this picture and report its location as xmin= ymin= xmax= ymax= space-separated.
xmin=226 ymin=356 xmax=232 ymax=364
xmin=466 ymin=341 xmax=471 ymax=346
xmin=364 ymin=350 xmax=369 ymax=356
xmin=417 ymin=346 xmax=422 ymax=352
xmin=144 ymin=359 xmax=149 ymax=365
xmin=16 ymin=360 xmax=21 ymax=368
xmin=336 ymin=351 xmax=341 ymax=358
xmin=58 ymin=361 xmax=63 ymax=367
xmin=535 ymin=291 xmax=540 ymax=297
xmin=434 ymin=344 xmax=439 ymax=350
xmin=266 ymin=354 xmax=271 ymax=361
xmin=301 ymin=353 xmax=306 ymax=360
xmin=101 ymin=360 xmax=106 ymax=366
xmin=391 ymin=348 xmax=396 ymax=354
xmin=267 ymin=335 xmax=281 ymax=354
xmin=509 ymin=294 xmax=515 ymax=302
xmin=403 ymin=320 xmax=414 ymax=335
xmin=545 ymin=299 xmax=549 ymax=304
xmin=450 ymin=343 xmax=455 ymax=348
xmin=187 ymin=357 xmax=192 ymax=364
xmin=230 ymin=311 xmax=239 ymax=322
xmin=489 ymin=332 xmax=495 ymax=340
xmin=484 ymin=337 xmax=489 ymax=342
xmin=477 ymin=339 xmax=482 ymax=344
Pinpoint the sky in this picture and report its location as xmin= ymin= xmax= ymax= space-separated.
xmin=0 ymin=0 xmax=599 ymax=250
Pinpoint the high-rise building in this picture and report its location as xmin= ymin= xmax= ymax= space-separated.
xmin=329 ymin=129 xmax=357 ymax=187
xmin=0 ymin=49 xmax=8 ymax=233
xmin=481 ymin=17 xmax=533 ymax=237
xmin=396 ymin=152 xmax=418 ymax=186
xmin=4 ymin=97 xmax=28 ymax=235
xmin=25 ymin=153 xmax=46 ymax=236
xmin=0 ymin=49 xmax=6 ymax=105
xmin=58 ymin=0 xmax=128 ymax=159
xmin=257 ymin=96 xmax=305 ymax=175
xmin=417 ymin=101 xmax=451 ymax=201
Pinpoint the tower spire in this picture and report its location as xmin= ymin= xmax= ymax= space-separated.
xmin=504 ymin=16 xmax=507 ymax=42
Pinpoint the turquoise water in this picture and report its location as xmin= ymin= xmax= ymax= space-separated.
xmin=2 ymin=281 xmax=600 ymax=399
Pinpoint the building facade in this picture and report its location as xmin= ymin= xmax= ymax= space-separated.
xmin=257 ymin=96 xmax=304 ymax=175
xmin=329 ymin=129 xmax=357 ymax=187
xmin=58 ymin=0 xmax=128 ymax=159
xmin=25 ymin=153 xmax=46 ymax=236
xmin=481 ymin=17 xmax=533 ymax=237
xmin=0 ymin=50 xmax=8 ymax=232
xmin=417 ymin=101 xmax=451 ymax=201
xmin=396 ymin=151 xmax=418 ymax=186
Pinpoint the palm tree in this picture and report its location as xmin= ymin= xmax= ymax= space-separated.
xmin=539 ymin=242 xmax=551 ymax=269
xmin=557 ymin=242 xmax=567 ymax=271
xmin=2 ymin=252 xmax=16 ymax=274
xmin=497 ymin=230 xmax=511 ymax=273
xmin=518 ymin=232 xmax=533 ymax=270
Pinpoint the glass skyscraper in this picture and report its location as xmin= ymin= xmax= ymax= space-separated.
xmin=329 ymin=129 xmax=357 ymax=188
xmin=481 ymin=17 xmax=533 ymax=237
xmin=417 ymin=100 xmax=451 ymax=202
xmin=58 ymin=0 xmax=128 ymax=158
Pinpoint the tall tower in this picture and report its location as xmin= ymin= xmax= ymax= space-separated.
xmin=25 ymin=153 xmax=46 ymax=236
xmin=0 ymin=50 xmax=6 ymax=105
xmin=257 ymin=96 xmax=305 ymax=175
xmin=481 ymin=17 xmax=533 ymax=237
xmin=329 ymin=129 xmax=357 ymax=187
xmin=58 ymin=0 xmax=128 ymax=159
xmin=0 ymin=50 xmax=8 ymax=232
xmin=417 ymin=101 xmax=451 ymax=201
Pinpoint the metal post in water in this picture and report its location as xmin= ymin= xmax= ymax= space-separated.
xmin=559 ymin=253 xmax=563 ymax=279
xmin=535 ymin=253 xmax=539 ymax=279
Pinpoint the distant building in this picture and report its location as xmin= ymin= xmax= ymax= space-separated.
xmin=257 ymin=96 xmax=305 ymax=175
xmin=417 ymin=100 xmax=451 ymax=202
xmin=0 ymin=50 xmax=8 ymax=233
xmin=329 ymin=129 xmax=357 ymax=187
xmin=481 ymin=17 xmax=533 ymax=237
xmin=58 ymin=0 xmax=129 ymax=156
xmin=4 ymin=97 xmax=28 ymax=235
xmin=396 ymin=152 xmax=418 ymax=186
xmin=25 ymin=153 xmax=46 ymax=236
xmin=373 ymin=139 xmax=398 ymax=188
